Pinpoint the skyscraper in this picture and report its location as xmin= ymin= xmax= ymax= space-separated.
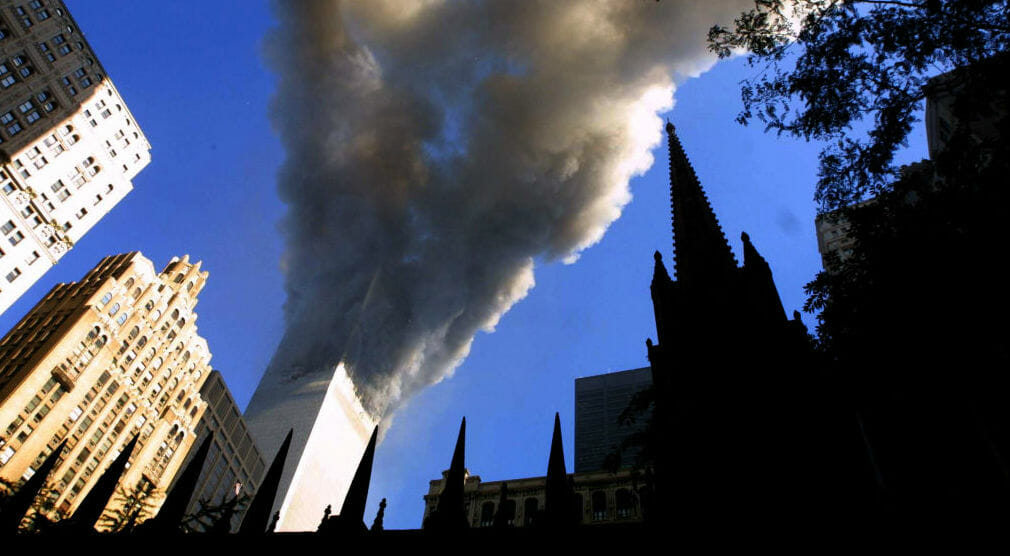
xmin=243 ymin=358 xmax=377 ymax=532
xmin=574 ymin=367 xmax=652 ymax=473
xmin=0 ymin=252 xmax=212 ymax=524
xmin=172 ymin=369 xmax=265 ymax=532
xmin=0 ymin=0 xmax=151 ymax=315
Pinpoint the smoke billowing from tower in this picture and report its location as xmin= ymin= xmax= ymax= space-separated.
xmin=263 ymin=0 xmax=751 ymax=419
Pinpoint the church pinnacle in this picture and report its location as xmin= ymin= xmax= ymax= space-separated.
xmin=665 ymin=121 xmax=738 ymax=286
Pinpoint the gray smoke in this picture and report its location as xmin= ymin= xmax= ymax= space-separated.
xmin=265 ymin=0 xmax=751 ymax=419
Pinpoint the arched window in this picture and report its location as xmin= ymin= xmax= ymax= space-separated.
xmin=615 ymin=489 xmax=634 ymax=519
xmin=123 ymin=277 xmax=134 ymax=289
xmin=186 ymin=281 xmax=194 ymax=292
xmin=116 ymin=312 xmax=128 ymax=325
xmin=99 ymin=292 xmax=112 ymax=306
xmin=479 ymin=502 xmax=495 ymax=528
xmin=107 ymin=303 xmax=120 ymax=316
xmin=144 ymin=300 xmax=154 ymax=311
xmin=174 ymin=273 xmax=184 ymax=284
xmin=128 ymin=326 xmax=140 ymax=340
xmin=181 ymin=352 xmax=190 ymax=363
xmin=170 ymin=309 xmax=180 ymax=320
xmin=524 ymin=498 xmax=538 ymax=526
xmin=591 ymin=491 xmax=607 ymax=521
xmin=176 ymin=318 xmax=186 ymax=328
xmin=95 ymin=335 xmax=107 ymax=349
xmin=131 ymin=287 xmax=142 ymax=299
xmin=151 ymin=357 xmax=163 ymax=370
xmin=136 ymin=336 xmax=147 ymax=348
xmin=86 ymin=326 xmax=100 ymax=341
xmin=151 ymin=310 xmax=161 ymax=321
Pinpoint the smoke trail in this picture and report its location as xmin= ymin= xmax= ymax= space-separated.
xmin=265 ymin=0 xmax=752 ymax=418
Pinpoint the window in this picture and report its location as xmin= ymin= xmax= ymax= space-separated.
xmin=1 ymin=75 xmax=15 ymax=88
xmin=107 ymin=302 xmax=120 ymax=316
xmin=74 ymin=207 xmax=87 ymax=220
xmin=99 ymin=292 xmax=112 ymax=306
xmin=116 ymin=312 xmax=128 ymax=325
xmin=591 ymin=491 xmax=607 ymax=521
xmin=7 ymin=122 xmax=22 ymax=135
xmin=8 ymin=231 xmax=24 ymax=246
xmin=0 ymin=112 xmax=13 ymax=124
xmin=6 ymin=268 xmax=21 ymax=283
xmin=26 ymin=251 xmax=39 ymax=265
xmin=18 ymin=100 xmax=33 ymax=113
xmin=1 ymin=221 xmax=15 ymax=234
xmin=25 ymin=111 xmax=39 ymax=124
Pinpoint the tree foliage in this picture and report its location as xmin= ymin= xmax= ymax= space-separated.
xmin=98 ymin=481 xmax=160 ymax=534
xmin=708 ymin=0 xmax=1009 ymax=210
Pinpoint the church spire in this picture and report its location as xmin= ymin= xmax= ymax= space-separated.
xmin=665 ymin=121 xmax=737 ymax=286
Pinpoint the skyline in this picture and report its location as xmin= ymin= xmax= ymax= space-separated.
xmin=0 ymin=1 xmax=930 ymax=529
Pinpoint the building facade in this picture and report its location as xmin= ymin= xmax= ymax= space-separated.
xmin=0 ymin=0 xmax=151 ymax=315
xmin=172 ymin=369 xmax=265 ymax=532
xmin=422 ymin=468 xmax=645 ymax=529
xmin=574 ymin=367 xmax=651 ymax=473
xmin=0 ymin=252 xmax=212 ymax=524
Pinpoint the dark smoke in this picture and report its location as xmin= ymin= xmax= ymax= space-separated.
xmin=265 ymin=0 xmax=752 ymax=418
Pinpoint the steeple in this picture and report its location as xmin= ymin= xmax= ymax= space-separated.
xmin=544 ymin=412 xmax=574 ymax=527
xmin=239 ymin=428 xmax=293 ymax=535
xmin=337 ymin=425 xmax=379 ymax=531
xmin=665 ymin=121 xmax=738 ymax=286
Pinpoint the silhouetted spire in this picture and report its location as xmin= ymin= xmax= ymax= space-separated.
xmin=67 ymin=433 xmax=140 ymax=532
xmin=141 ymin=432 xmax=214 ymax=534
xmin=740 ymin=231 xmax=787 ymax=323
xmin=0 ymin=440 xmax=66 ymax=533
xmin=544 ymin=413 xmax=573 ymax=527
xmin=371 ymin=498 xmax=386 ymax=532
xmin=239 ymin=428 xmax=292 ymax=535
xmin=426 ymin=417 xmax=468 ymax=530
xmin=338 ymin=425 xmax=379 ymax=532
xmin=652 ymin=250 xmax=671 ymax=285
xmin=666 ymin=121 xmax=737 ymax=285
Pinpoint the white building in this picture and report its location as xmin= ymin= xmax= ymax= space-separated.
xmin=0 ymin=0 xmax=151 ymax=315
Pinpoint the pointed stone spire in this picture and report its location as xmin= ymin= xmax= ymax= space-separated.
xmin=544 ymin=412 xmax=573 ymax=528
xmin=652 ymin=251 xmax=672 ymax=285
xmin=666 ymin=121 xmax=738 ymax=286
xmin=140 ymin=432 xmax=215 ymax=534
xmin=239 ymin=428 xmax=292 ymax=535
xmin=67 ymin=433 xmax=140 ymax=532
xmin=371 ymin=498 xmax=386 ymax=531
xmin=0 ymin=439 xmax=67 ymax=533
xmin=338 ymin=425 xmax=379 ymax=531
xmin=740 ymin=231 xmax=786 ymax=322
xmin=427 ymin=417 xmax=468 ymax=530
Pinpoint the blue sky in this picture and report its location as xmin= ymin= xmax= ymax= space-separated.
xmin=0 ymin=1 xmax=929 ymax=529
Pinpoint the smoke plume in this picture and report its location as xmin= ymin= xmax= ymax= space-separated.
xmin=265 ymin=0 xmax=751 ymax=418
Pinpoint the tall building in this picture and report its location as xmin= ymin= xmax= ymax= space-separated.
xmin=0 ymin=0 xmax=151 ymax=315
xmin=243 ymin=359 xmax=377 ymax=532
xmin=0 ymin=252 xmax=212 ymax=524
xmin=574 ymin=367 xmax=651 ymax=473
xmin=172 ymin=369 xmax=265 ymax=532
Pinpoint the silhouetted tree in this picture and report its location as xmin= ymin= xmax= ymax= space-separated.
xmin=98 ymin=481 xmax=160 ymax=533
xmin=708 ymin=0 xmax=1009 ymax=210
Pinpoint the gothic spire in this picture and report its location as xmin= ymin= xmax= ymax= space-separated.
xmin=427 ymin=417 xmax=468 ymax=530
xmin=0 ymin=439 xmax=66 ymax=533
xmin=544 ymin=412 xmax=573 ymax=527
xmin=239 ymin=428 xmax=292 ymax=535
xmin=67 ymin=433 xmax=140 ymax=532
xmin=338 ymin=425 xmax=379 ymax=531
xmin=666 ymin=121 xmax=738 ymax=285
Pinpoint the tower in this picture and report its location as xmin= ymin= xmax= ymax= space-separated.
xmin=243 ymin=354 xmax=377 ymax=532
xmin=0 ymin=0 xmax=152 ymax=315
xmin=0 ymin=252 xmax=212 ymax=526
xmin=646 ymin=123 xmax=817 ymax=520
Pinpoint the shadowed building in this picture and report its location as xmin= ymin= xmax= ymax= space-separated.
xmin=0 ymin=0 xmax=151 ymax=315
xmin=169 ymin=369 xmax=265 ymax=533
xmin=0 ymin=252 xmax=212 ymax=525
xmin=574 ymin=367 xmax=651 ymax=473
